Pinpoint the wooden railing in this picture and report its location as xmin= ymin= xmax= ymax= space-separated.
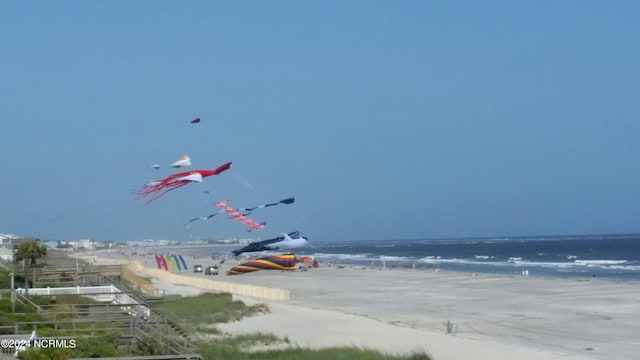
xmin=3 ymin=286 xmax=198 ymax=356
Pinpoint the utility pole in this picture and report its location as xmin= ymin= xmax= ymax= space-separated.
xmin=75 ymin=248 xmax=79 ymax=286
xmin=10 ymin=271 xmax=15 ymax=313
xmin=11 ymin=248 xmax=16 ymax=313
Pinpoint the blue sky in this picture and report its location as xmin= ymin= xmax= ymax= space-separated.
xmin=1 ymin=1 xmax=639 ymax=242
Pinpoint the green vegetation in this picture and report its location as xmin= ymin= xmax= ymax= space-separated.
xmin=2 ymin=288 xmax=431 ymax=360
xmin=19 ymin=333 xmax=123 ymax=360
xmin=121 ymin=267 xmax=157 ymax=295
xmin=160 ymin=293 xmax=432 ymax=360
xmin=156 ymin=292 xmax=268 ymax=327
xmin=0 ymin=293 xmax=107 ymax=335
xmin=198 ymin=344 xmax=433 ymax=360
xmin=6 ymin=293 xmax=157 ymax=359
xmin=0 ymin=269 xmax=26 ymax=288
xmin=13 ymin=241 xmax=48 ymax=266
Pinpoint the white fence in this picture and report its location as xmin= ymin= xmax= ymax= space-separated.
xmin=127 ymin=261 xmax=291 ymax=301
xmin=18 ymin=285 xmax=117 ymax=296
xmin=83 ymin=256 xmax=291 ymax=301
xmin=16 ymin=285 xmax=150 ymax=317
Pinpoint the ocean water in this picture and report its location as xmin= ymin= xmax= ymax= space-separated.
xmin=295 ymin=233 xmax=640 ymax=281
xmin=144 ymin=233 xmax=640 ymax=281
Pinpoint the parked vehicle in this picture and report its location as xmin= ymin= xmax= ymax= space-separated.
xmin=193 ymin=265 xmax=203 ymax=273
xmin=205 ymin=265 xmax=219 ymax=275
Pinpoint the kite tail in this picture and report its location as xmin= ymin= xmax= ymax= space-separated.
xmin=145 ymin=181 xmax=191 ymax=205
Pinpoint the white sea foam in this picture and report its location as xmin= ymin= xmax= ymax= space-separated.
xmin=606 ymin=264 xmax=640 ymax=271
xmin=418 ymin=257 xmax=464 ymax=264
xmin=573 ymin=259 xmax=627 ymax=266
xmin=379 ymin=255 xmax=406 ymax=261
xmin=307 ymin=250 xmax=639 ymax=277
xmin=511 ymin=260 xmax=575 ymax=268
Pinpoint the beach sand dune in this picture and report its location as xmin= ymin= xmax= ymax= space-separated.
xmin=218 ymin=267 xmax=639 ymax=360
xmin=221 ymin=299 xmax=583 ymax=360
xmin=87 ymin=254 xmax=640 ymax=360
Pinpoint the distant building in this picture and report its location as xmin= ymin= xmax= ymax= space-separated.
xmin=1 ymin=233 xmax=41 ymax=246
xmin=76 ymin=239 xmax=95 ymax=250
xmin=0 ymin=246 xmax=13 ymax=261
xmin=95 ymin=241 xmax=114 ymax=249
xmin=0 ymin=234 xmax=16 ymax=245
xmin=43 ymin=241 xmax=59 ymax=250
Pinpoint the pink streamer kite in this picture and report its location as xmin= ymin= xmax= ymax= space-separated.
xmin=136 ymin=161 xmax=232 ymax=205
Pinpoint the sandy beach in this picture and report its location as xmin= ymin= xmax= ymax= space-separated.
xmin=86 ymin=252 xmax=640 ymax=360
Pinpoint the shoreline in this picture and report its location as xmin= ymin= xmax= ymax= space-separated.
xmin=80 ymin=248 xmax=640 ymax=284
xmin=78 ymin=239 xmax=640 ymax=284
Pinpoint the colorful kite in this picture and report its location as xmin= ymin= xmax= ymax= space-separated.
xmin=185 ymin=211 xmax=231 ymax=226
xmin=231 ymin=231 xmax=307 ymax=256
xmin=172 ymin=255 xmax=182 ymax=270
xmin=246 ymin=221 xmax=267 ymax=233
xmin=158 ymin=255 xmax=168 ymax=270
xmin=185 ymin=197 xmax=294 ymax=226
xmin=227 ymin=254 xmax=297 ymax=275
xmin=170 ymin=155 xmax=191 ymax=168
xmin=224 ymin=205 xmax=266 ymax=232
xmin=178 ymin=255 xmax=188 ymax=270
xmin=185 ymin=199 xmax=251 ymax=226
xmin=155 ymin=255 xmax=163 ymax=269
xmin=136 ymin=161 xmax=232 ymax=205
xmin=240 ymin=197 xmax=295 ymax=211
xmin=215 ymin=198 xmax=231 ymax=208
xmin=166 ymin=255 xmax=177 ymax=270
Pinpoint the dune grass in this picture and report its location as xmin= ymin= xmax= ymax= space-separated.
xmin=3 ymin=289 xmax=432 ymax=359
xmin=155 ymin=292 xmax=268 ymax=327
xmin=197 ymin=341 xmax=433 ymax=360
xmin=161 ymin=293 xmax=432 ymax=360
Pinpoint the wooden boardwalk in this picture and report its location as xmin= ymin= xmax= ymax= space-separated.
xmin=1 ymin=256 xmax=202 ymax=359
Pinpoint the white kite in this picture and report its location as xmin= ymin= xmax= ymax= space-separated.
xmin=277 ymin=232 xmax=309 ymax=249
xmin=176 ymin=172 xmax=203 ymax=183
xmin=231 ymin=231 xmax=308 ymax=255
xmin=170 ymin=155 xmax=191 ymax=168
